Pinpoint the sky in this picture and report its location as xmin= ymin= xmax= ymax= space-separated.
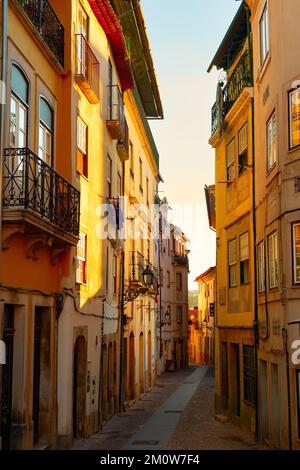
xmin=141 ymin=0 xmax=240 ymax=290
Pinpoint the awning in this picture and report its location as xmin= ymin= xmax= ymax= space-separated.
xmin=88 ymin=0 xmax=134 ymax=90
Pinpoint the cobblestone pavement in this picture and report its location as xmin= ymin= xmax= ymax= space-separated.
xmin=73 ymin=366 xmax=258 ymax=451
xmin=167 ymin=368 xmax=258 ymax=450
xmin=72 ymin=367 xmax=197 ymax=450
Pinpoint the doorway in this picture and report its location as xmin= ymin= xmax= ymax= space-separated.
xmin=271 ymin=364 xmax=280 ymax=448
xmin=260 ymin=360 xmax=269 ymax=443
xmin=1 ymin=305 xmax=15 ymax=450
xmin=139 ymin=333 xmax=144 ymax=394
xmin=220 ymin=342 xmax=228 ymax=410
xmin=73 ymin=335 xmax=87 ymax=438
xmin=147 ymin=331 xmax=152 ymax=389
xmin=129 ymin=333 xmax=135 ymax=400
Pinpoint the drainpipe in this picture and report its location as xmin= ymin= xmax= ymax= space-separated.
xmin=0 ymin=0 xmax=8 ymax=451
xmin=119 ymin=161 xmax=125 ymax=411
xmin=245 ymin=4 xmax=259 ymax=443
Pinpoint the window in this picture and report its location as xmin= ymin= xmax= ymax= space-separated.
xmin=77 ymin=116 xmax=88 ymax=177
xmin=76 ymin=232 xmax=87 ymax=284
xmin=10 ymin=64 xmax=29 ymax=149
xmin=139 ymin=158 xmax=143 ymax=193
xmin=240 ymin=233 xmax=249 ymax=285
xmin=238 ymin=124 xmax=248 ymax=175
xmin=226 ymin=139 xmax=235 ymax=182
xmin=228 ymin=239 xmax=237 ymax=287
xmin=292 ymin=223 xmax=300 ymax=283
xmin=258 ymin=242 xmax=266 ymax=293
xmin=39 ymin=97 xmax=53 ymax=166
xmin=107 ymin=155 xmax=112 ymax=199
xmin=289 ymin=89 xmax=300 ymax=149
xmin=243 ymin=345 xmax=256 ymax=406
xmin=268 ymin=232 xmax=279 ymax=289
xmin=167 ymin=270 xmax=170 ymax=288
xmin=113 ymin=255 xmax=117 ymax=294
xmin=176 ymin=273 xmax=182 ymax=291
xmin=259 ymin=3 xmax=269 ymax=66
xmin=267 ymin=112 xmax=277 ymax=170
xmin=76 ymin=4 xmax=89 ymax=75
xmin=146 ymin=177 xmax=149 ymax=206
xmin=129 ymin=141 xmax=134 ymax=179
xmin=177 ymin=306 xmax=183 ymax=323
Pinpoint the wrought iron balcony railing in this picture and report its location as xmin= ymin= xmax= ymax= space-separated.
xmin=211 ymin=50 xmax=252 ymax=136
xmin=75 ymin=33 xmax=100 ymax=104
xmin=172 ymin=253 xmax=189 ymax=268
xmin=18 ymin=0 xmax=64 ymax=67
xmin=3 ymin=148 xmax=80 ymax=239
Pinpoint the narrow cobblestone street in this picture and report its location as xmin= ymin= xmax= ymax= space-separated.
xmin=73 ymin=366 xmax=258 ymax=451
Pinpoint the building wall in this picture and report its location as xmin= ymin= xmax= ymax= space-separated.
xmin=209 ymin=33 xmax=256 ymax=436
xmin=250 ymin=0 xmax=300 ymax=449
xmin=157 ymin=224 xmax=189 ymax=375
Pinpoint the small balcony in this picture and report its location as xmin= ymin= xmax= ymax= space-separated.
xmin=75 ymin=34 xmax=100 ymax=104
xmin=107 ymin=85 xmax=129 ymax=161
xmin=211 ymin=50 xmax=252 ymax=136
xmin=17 ymin=0 xmax=64 ymax=67
xmin=172 ymin=253 xmax=189 ymax=268
xmin=2 ymin=148 xmax=80 ymax=246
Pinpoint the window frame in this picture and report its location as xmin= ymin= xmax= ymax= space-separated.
xmin=259 ymin=2 xmax=270 ymax=68
xmin=240 ymin=232 xmax=250 ymax=285
xmin=228 ymin=238 xmax=237 ymax=288
xmin=77 ymin=115 xmax=88 ymax=178
xmin=258 ymin=241 xmax=266 ymax=293
xmin=226 ymin=138 xmax=236 ymax=183
xmin=176 ymin=272 xmax=182 ymax=291
xmin=292 ymin=222 xmax=300 ymax=285
xmin=10 ymin=64 xmax=29 ymax=150
xmin=268 ymin=231 xmax=279 ymax=290
xmin=106 ymin=154 xmax=112 ymax=199
xmin=238 ymin=123 xmax=248 ymax=176
xmin=266 ymin=110 xmax=277 ymax=171
xmin=76 ymin=232 xmax=87 ymax=285
xmin=39 ymin=96 xmax=53 ymax=167
xmin=113 ymin=254 xmax=117 ymax=295
xmin=288 ymin=88 xmax=300 ymax=150
xmin=139 ymin=157 xmax=143 ymax=194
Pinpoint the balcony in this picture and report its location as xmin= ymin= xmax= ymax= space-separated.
xmin=2 ymin=148 xmax=80 ymax=246
xmin=75 ymin=34 xmax=100 ymax=104
xmin=17 ymin=0 xmax=64 ymax=67
xmin=107 ymin=85 xmax=129 ymax=161
xmin=172 ymin=253 xmax=189 ymax=268
xmin=211 ymin=50 xmax=252 ymax=136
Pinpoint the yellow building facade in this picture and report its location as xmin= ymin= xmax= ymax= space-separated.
xmin=0 ymin=0 xmax=163 ymax=450
xmin=209 ymin=2 xmax=257 ymax=437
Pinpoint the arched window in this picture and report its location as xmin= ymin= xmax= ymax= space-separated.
xmin=39 ymin=97 xmax=53 ymax=165
xmin=10 ymin=64 xmax=29 ymax=148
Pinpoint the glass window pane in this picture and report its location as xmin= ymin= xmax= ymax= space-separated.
xmin=290 ymin=90 xmax=300 ymax=148
xmin=40 ymin=97 xmax=53 ymax=131
xmin=11 ymin=65 xmax=28 ymax=104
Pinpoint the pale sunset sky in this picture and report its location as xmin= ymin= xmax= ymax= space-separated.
xmin=142 ymin=0 xmax=240 ymax=289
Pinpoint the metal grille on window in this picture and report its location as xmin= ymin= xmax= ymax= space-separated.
xmin=243 ymin=345 xmax=256 ymax=406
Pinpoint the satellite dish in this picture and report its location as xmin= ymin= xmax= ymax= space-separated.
xmin=0 ymin=340 xmax=5 ymax=365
